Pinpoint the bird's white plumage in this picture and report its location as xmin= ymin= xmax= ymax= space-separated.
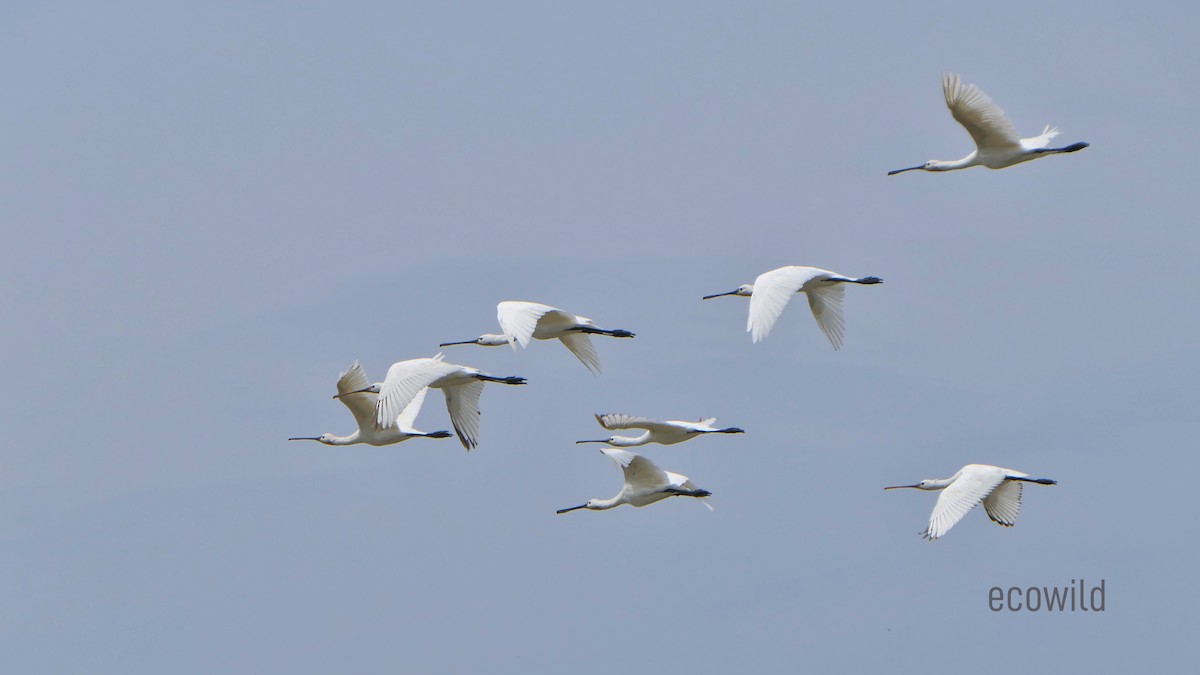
xmin=747 ymin=266 xmax=848 ymax=347
xmin=338 ymin=361 xmax=432 ymax=435
xmin=441 ymin=379 xmax=484 ymax=450
xmin=943 ymin=72 xmax=1021 ymax=152
xmin=289 ymin=361 xmax=444 ymax=446
xmin=921 ymin=464 xmax=1038 ymax=540
xmin=497 ymin=301 xmax=566 ymax=348
xmin=374 ymin=355 xmax=459 ymax=431
xmin=558 ymin=333 xmax=601 ymax=375
xmin=335 ymin=361 xmax=378 ymax=432
xmin=596 ymin=414 xmax=694 ymax=434
xmin=604 ymin=448 xmax=672 ymax=493
xmin=478 ymin=300 xmax=624 ymax=375
xmin=982 ymin=480 xmax=1023 ymax=527
xmin=558 ymin=449 xmax=713 ymax=513
xmin=372 ymin=353 xmax=521 ymax=450
xmin=585 ymin=413 xmax=743 ymax=447
xmin=804 ymin=283 xmax=845 ymax=350
xmin=602 ymin=449 xmax=712 ymax=510
xmin=889 ymin=73 xmax=1086 ymax=174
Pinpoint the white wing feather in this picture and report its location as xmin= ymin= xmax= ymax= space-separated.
xmin=443 ymin=380 xmax=484 ymax=450
xmin=943 ymin=72 xmax=1021 ymax=152
xmin=559 ymin=333 xmax=601 ymax=375
xmin=747 ymin=266 xmax=826 ymax=343
xmin=925 ymin=469 xmax=1007 ymax=540
xmin=983 ymin=480 xmax=1023 ymax=527
xmin=393 ymin=387 xmax=430 ymax=433
xmin=806 ymin=283 xmax=846 ymax=350
xmin=603 ymin=449 xmax=670 ymax=491
xmin=497 ymin=301 xmax=557 ymax=348
xmin=335 ymin=361 xmax=378 ymax=433
xmin=595 ymin=413 xmax=678 ymax=433
xmin=375 ymin=356 xmax=457 ymax=430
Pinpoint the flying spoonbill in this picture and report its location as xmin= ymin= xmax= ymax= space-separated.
xmin=576 ymin=413 xmax=745 ymax=447
xmin=439 ymin=301 xmax=634 ymax=375
xmin=339 ymin=353 xmax=526 ymax=450
xmin=557 ymin=448 xmax=713 ymax=514
xmin=888 ymin=73 xmax=1089 ymax=175
xmin=289 ymin=361 xmax=451 ymax=446
xmin=703 ymin=265 xmax=882 ymax=348
xmin=884 ymin=463 xmax=1057 ymax=540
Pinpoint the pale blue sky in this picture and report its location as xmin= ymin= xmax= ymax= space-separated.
xmin=2 ymin=2 xmax=1197 ymax=672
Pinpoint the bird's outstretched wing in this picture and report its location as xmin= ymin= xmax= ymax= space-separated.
xmin=393 ymin=387 xmax=431 ymax=434
xmin=442 ymin=380 xmax=484 ymax=449
xmin=497 ymin=301 xmax=560 ymax=348
xmin=925 ymin=469 xmax=1007 ymax=540
xmin=335 ymin=361 xmax=378 ymax=432
xmin=943 ymin=73 xmax=1021 ymax=152
xmin=806 ymin=283 xmax=846 ymax=350
xmin=559 ymin=333 xmax=601 ymax=375
xmin=602 ymin=449 xmax=671 ymax=492
xmin=594 ymin=413 xmax=675 ymax=433
xmin=375 ymin=356 xmax=457 ymax=430
xmin=747 ymin=266 xmax=826 ymax=343
xmin=982 ymin=480 xmax=1023 ymax=527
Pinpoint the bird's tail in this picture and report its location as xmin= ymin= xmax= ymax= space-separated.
xmin=1041 ymin=124 xmax=1061 ymax=140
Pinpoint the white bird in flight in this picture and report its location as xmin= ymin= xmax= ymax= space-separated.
xmin=884 ymin=463 xmax=1057 ymax=540
xmin=289 ymin=361 xmax=452 ymax=446
xmin=439 ymin=300 xmax=635 ymax=375
xmin=888 ymin=72 xmax=1088 ymax=175
xmin=576 ymin=413 xmax=745 ymax=447
xmin=703 ymin=265 xmax=882 ymax=348
xmin=557 ymin=448 xmax=713 ymax=514
xmin=339 ymin=353 xmax=526 ymax=450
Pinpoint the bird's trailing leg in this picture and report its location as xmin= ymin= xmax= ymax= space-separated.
xmin=474 ymin=374 xmax=528 ymax=385
xmin=579 ymin=326 xmax=636 ymax=338
xmin=666 ymin=488 xmax=713 ymax=498
xmin=422 ymin=430 xmax=454 ymax=439
xmin=852 ymin=276 xmax=883 ymax=285
xmin=1035 ymin=142 xmax=1089 ymax=154
xmin=1008 ymin=476 xmax=1057 ymax=485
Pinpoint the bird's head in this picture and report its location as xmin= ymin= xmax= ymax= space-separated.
xmin=702 ymin=284 xmax=754 ymax=300
xmin=556 ymin=500 xmax=598 ymax=514
xmin=888 ymin=160 xmax=943 ymax=175
xmin=883 ymin=479 xmax=937 ymax=491
xmin=575 ymin=437 xmax=616 ymax=446
xmin=288 ymin=434 xmax=337 ymax=445
xmin=439 ymin=334 xmax=509 ymax=347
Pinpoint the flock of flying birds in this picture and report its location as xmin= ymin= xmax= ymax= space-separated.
xmin=291 ymin=73 xmax=1085 ymax=540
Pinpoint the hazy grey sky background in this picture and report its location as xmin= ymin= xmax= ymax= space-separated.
xmin=3 ymin=2 xmax=1197 ymax=672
